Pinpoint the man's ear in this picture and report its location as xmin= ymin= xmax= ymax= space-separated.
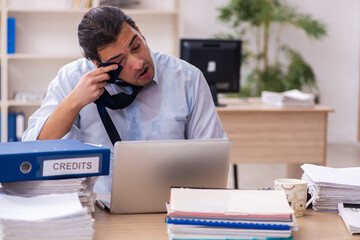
xmin=91 ymin=59 xmax=100 ymax=67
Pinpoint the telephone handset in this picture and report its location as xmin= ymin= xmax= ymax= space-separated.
xmin=95 ymin=62 xmax=141 ymax=145
xmin=98 ymin=62 xmax=123 ymax=83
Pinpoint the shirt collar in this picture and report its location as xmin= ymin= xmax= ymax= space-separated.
xmin=150 ymin=50 xmax=159 ymax=85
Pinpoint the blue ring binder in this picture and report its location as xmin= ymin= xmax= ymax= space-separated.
xmin=0 ymin=139 xmax=110 ymax=183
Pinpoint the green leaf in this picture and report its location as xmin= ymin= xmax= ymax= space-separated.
xmin=215 ymin=0 xmax=327 ymax=96
xmin=292 ymin=13 xmax=327 ymax=39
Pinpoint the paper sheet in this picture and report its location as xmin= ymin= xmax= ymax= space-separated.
xmin=301 ymin=164 xmax=360 ymax=187
xmin=338 ymin=203 xmax=360 ymax=234
xmin=0 ymin=192 xmax=84 ymax=221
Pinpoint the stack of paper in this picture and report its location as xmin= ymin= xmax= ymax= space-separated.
xmin=301 ymin=164 xmax=360 ymax=212
xmin=0 ymin=192 xmax=94 ymax=240
xmin=166 ymin=188 xmax=297 ymax=240
xmin=261 ymin=89 xmax=315 ymax=107
xmin=1 ymin=177 xmax=98 ymax=212
xmin=338 ymin=203 xmax=360 ymax=234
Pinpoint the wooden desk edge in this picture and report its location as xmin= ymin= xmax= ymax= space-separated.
xmin=216 ymin=98 xmax=334 ymax=113
xmin=93 ymin=208 xmax=357 ymax=240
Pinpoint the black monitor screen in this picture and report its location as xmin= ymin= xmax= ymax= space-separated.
xmin=180 ymin=39 xmax=241 ymax=106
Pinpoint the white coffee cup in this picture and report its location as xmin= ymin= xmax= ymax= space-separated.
xmin=274 ymin=178 xmax=316 ymax=217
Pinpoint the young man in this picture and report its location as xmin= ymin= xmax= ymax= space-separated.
xmin=22 ymin=6 xmax=226 ymax=194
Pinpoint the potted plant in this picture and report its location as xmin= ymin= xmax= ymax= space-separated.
xmin=216 ymin=0 xmax=327 ymax=99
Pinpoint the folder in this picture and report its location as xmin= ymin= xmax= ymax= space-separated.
xmin=7 ymin=17 xmax=16 ymax=54
xmin=7 ymin=113 xmax=25 ymax=142
xmin=0 ymin=113 xmax=24 ymax=142
xmin=0 ymin=139 xmax=110 ymax=183
xmin=7 ymin=113 xmax=17 ymax=141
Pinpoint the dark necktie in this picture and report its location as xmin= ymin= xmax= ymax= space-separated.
xmin=94 ymin=63 xmax=142 ymax=145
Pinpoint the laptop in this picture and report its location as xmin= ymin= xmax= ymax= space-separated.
xmin=97 ymin=138 xmax=232 ymax=214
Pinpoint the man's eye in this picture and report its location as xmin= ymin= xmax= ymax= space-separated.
xmin=132 ymin=44 xmax=140 ymax=50
xmin=132 ymin=40 xmax=141 ymax=50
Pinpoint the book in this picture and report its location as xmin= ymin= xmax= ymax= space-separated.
xmin=72 ymin=0 xmax=82 ymax=8
xmin=167 ymin=224 xmax=292 ymax=238
xmin=166 ymin=188 xmax=297 ymax=240
xmin=168 ymin=188 xmax=294 ymax=220
xmin=0 ymin=139 xmax=110 ymax=183
xmin=169 ymin=233 xmax=293 ymax=240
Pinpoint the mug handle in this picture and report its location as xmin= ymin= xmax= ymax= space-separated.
xmin=306 ymin=183 xmax=318 ymax=208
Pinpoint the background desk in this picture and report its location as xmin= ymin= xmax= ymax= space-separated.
xmin=93 ymin=209 xmax=357 ymax=240
xmin=216 ymin=98 xmax=333 ymax=180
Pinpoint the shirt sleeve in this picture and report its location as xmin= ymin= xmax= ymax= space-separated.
xmin=22 ymin=66 xmax=82 ymax=142
xmin=185 ymin=70 xmax=227 ymax=139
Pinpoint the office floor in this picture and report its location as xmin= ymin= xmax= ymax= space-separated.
xmin=229 ymin=143 xmax=360 ymax=190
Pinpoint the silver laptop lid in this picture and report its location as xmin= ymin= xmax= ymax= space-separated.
xmin=110 ymin=139 xmax=231 ymax=214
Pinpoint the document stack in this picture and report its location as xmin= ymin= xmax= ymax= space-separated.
xmin=166 ymin=188 xmax=298 ymax=240
xmin=301 ymin=164 xmax=360 ymax=212
xmin=1 ymin=177 xmax=98 ymax=212
xmin=338 ymin=203 xmax=360 ymax=235
xmin=0 ymin=139 xmax=111 ymax=212
xmin=0 ymin=192 xmax=94 ymax=240
xmin=261 ymin=89 xmax=315 ymax=107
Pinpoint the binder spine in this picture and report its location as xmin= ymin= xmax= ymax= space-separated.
xmin=0 ymin=140 xmax=110 ymax=183
xmin=0 ymin=152 xmax=109 ymax=183
xmin=7 ymin=18 xmax=16 ymax=54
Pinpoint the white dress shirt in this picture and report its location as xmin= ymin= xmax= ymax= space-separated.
xmin=22 ymin=51 xmax=227 ymax=194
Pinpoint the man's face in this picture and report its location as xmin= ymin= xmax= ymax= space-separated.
xmin=94 ymin=23 xmax=154 ymax=86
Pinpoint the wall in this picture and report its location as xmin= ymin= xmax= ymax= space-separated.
xmin=283 ymin=0 xmax=360 ymax=144
xmin=182 ymin=0 xmax=360 ymax=144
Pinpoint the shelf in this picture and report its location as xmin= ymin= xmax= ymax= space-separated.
xmin=7 ymin=100 xmax=42 ymax=107
xmin=7 ymin=8 xmax=90 ymax=14
xmin=123 ymin=9 xmax=179 ymax=16
xmin=7 ymin=8 xmax=179 ymax=15
xmin=7 ymin=53 xmax=82 ymax=60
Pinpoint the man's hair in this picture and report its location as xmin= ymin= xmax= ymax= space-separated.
xmin=78 ymin=6 xmax=137 ymax=62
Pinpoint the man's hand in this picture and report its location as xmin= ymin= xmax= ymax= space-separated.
xmin=38 ymin=64 xmax=118 ymax=140
xmin=70 ymin=63 xmax=119 ymax=109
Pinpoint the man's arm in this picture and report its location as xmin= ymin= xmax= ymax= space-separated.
xmin=37 ymin=64 xmax=118 ymax=140
xmin=186 ymin=70 xmax=227 ymax=139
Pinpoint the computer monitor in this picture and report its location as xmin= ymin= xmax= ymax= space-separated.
xmin=180 ymin=38 xmax=242 ymax=106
